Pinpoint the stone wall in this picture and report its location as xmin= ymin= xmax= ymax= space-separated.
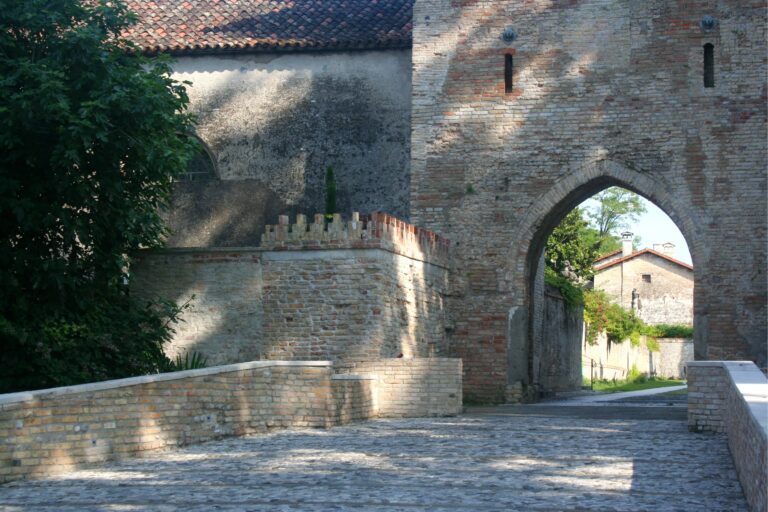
xmin=164 ymin=50 xmax=412 ymax=247
xmin=584 ymin=334 xmax=692 ymax=381
xmin=687 ymin=361 xmax=767 ymax=512
xmin=131 ymin=213 xmax=450 ymax=366
xmin=656 ymin=338 xmax=695 ymax=379
xmin=130 ymin=250 xmax=265 ymax=364
xmin=411 ymin=0 xmax=767 ymax=401
xmin=536 ymin=286 xmax=583 ymax=394
xmin=0 ymin=358 xmax=462 ymax=484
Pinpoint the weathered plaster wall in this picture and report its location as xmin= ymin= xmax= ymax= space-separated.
xmin=131 ymin=214 xmax=450 ymax=366
xmin=165 ymin=50 xmax=412 ymax=247
xmin=594 ymin=254 xmax=693 ymax=325
xmin=411 ymin=0 xmax=767 ymax=401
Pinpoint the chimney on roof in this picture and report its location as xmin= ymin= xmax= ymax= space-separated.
xmin=653 ymin=242 xmax=676 ymax=257
xmin=621 ymin=232 xmax=634 ymax=257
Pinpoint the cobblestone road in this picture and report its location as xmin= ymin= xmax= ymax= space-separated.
xmin=0 ymin=403 xmax=747 ymax=511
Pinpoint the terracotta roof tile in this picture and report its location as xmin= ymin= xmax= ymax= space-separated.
xmin=123 ymin=0 xmax=414 ymax=54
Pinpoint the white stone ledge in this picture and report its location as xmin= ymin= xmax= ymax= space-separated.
xmin=0 ymin=360 xmax=333 ymax=406
xmin=331 ymin=374 xmax=377 ymax=381
xmin=134 ymin=247 xmax=262 ymax=254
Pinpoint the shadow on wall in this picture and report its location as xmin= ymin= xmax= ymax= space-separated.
xmin=164 ymin=65 xmax=411 ymax=247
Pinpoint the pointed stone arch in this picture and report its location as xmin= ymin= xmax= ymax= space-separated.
xmin=504 ymin=159 xmax=704 ymax=389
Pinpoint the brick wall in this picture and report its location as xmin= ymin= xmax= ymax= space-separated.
xmin=687 ymin=361 xmax=767 ymax=512
xmin=0 ymin=358 xmax=462 ymax=484
xmin=411 ymin=0 xmax=767 ymax=401
xmin=340 ymin=358 xmax=462 ymax=417
xmin=131 ymin=213 xmax=451 ymax=366
xmin=130 ymin=250 xmax=264 ymax=365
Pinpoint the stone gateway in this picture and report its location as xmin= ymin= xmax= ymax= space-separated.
xmin=129 ymin=0 xmax=767 ymax=403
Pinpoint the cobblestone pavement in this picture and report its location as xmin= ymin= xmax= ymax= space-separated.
xmin=0 ymin=404 xmax=747 ymax=511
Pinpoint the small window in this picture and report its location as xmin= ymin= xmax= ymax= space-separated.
xmin=504 ymin=54 xmax=514 ymax=94
xmin=703 ymin=43 xmax=715 ymax=88
xmin=642 ymin=274 xmax=652 ymax=283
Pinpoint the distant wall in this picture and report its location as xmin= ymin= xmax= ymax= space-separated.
xmin=164 ymin=50 xmax=412 ymax=247
xmin=131 ymin=214 xmax=450 ymax=366
xmin=656 ymin=338 xmax=695 ymax=378
xmin=0 ymin=358 xmax=462 ymax=484
xmin=584 ymin=334 xmax=693 ymax=380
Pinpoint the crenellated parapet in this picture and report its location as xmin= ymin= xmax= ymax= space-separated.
xmin=260 ymin=212 xmax=451 ymax=266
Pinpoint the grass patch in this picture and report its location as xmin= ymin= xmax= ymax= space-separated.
xmin=590 ymin=377 xmax=685 ymax=393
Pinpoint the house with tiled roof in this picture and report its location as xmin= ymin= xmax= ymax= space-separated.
xmin=593 ymin=232 xmax=694 ymax=326
xmin=122 ymin=0 xmax=415 ymax=247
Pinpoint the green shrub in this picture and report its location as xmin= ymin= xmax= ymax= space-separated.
xmin=544 ymin=267 xmax=585 ymax=309
xmin=0 ymin=297 xmax=189 ymax=393
xmin=645 ymin=324 xmax=694 ymax=338
xmin=645 ymin=337 xmax=661 ymax=353
xmin=162 ymin=351 xmax=208 ymax=372
xmin=324 ymin=166 xmax=337 ymax=217
xmin=627 ymin=365 xmax=646 ymax=383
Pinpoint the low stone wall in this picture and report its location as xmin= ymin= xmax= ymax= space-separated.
xmin=687 ymin=361 xmax=767 ymax=512
xmin=0 ymin=358 xmax=461 ymax=484
xmin=584 ymin=335 xmax=693 ymax=381
xmin=341 ymin=358 xmax=462 ymax=417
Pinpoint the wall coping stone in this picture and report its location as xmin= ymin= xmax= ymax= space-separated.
xmin=0 ymin=360 xmax=333 ymax=407
xmin=331 ymin=374 xmax=377 ymax=381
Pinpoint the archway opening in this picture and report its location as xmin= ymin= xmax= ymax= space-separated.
xmin=522 ymin=180 xmax=695 ymax=398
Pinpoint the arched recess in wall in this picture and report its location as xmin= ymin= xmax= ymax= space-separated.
xmin=179 ymin=133 xmax=218 ymax=181
xmin=507 ymin=159 xmax=702 ymax=387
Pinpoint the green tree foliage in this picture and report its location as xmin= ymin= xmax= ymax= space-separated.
xmin=545 ymin=207 xmax=599 ymax=281
xmin=583 ymin=289 xmax=663 ymax=352
xmin=586 ymin=187 xmax=647 ymax=255
xmin=0 ymin=0 xmax=196 ymax=392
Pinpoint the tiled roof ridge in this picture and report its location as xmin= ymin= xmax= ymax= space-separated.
xmin=594 ymin=248 xmax=694 ymax=272
xmin=122 ymin=0 xmax=414 ymax=55
xmin=594 ymin=248 xmax=622 ymax=262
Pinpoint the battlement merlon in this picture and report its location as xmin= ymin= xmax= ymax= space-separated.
xmin=260 ymin=212 xmax=451 ymax=267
